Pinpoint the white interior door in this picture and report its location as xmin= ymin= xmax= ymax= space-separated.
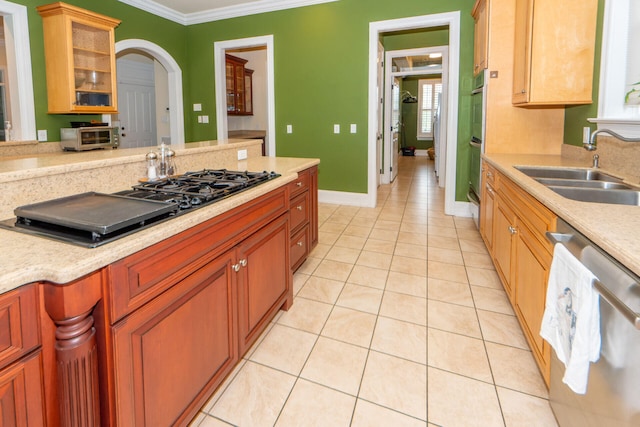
xmin=391 ymin=78 xmax=400 ymax=182
xmin=117 ymin=58 xmax=157 ymax=149
xmin=376 ymin=41 xmax=385 ymax=186
xmin=118 ymin=82 xmax=157 ymax=148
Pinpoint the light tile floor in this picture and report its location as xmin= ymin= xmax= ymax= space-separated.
xmin=190 ymin=156 xmax=559 ymax=427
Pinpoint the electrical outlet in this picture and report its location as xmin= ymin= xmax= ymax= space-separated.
xmin=287 ymin=125 xmax=293 ymax=134
xmin=334 ymin=124 xmax=340 ymax=134
xmin=37 ymin=130 xmax=47 ymax=141
xmin=237 ymin=149 xmax=248 ymax=160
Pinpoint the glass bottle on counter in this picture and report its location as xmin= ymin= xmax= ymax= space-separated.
xmin=146 ymin=151 xmax=158 ymax=181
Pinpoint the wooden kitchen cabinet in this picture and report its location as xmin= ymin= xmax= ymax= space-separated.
xmin=514 ymin=220 xmax=552 ymax=385
xmin=474 ymin=0 xmax=564 ymax=155
xmin=0 ymin=285 xmax=45 ymax=426
xmin=237 ymin=214 xmax=290 ymax=355
xmin=492 ymin=194 xmax=517 ymax=302
xmin=226 ymin=54 xmax=254 ymax=116
xmin=100 ymin=186 xmax=292 ymax=426
xmin=37 ymin=2 xmax=120 ymax=114
xmin=479 ymin=162 xmax=496 ymax=251
xmin=472 ymin=0 xmax=488 ymax=75
xmin=112 ymin=251 xmax=238 ymax=426
xmin=289 ymin=166 xmax=319 ymax=271
xmin=512 ymin=0 xmax=598 ymax=105
xmin=482 ymin=160 xmax=556 ymax=385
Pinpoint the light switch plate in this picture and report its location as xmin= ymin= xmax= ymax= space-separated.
xmin=287 ymin=124 xmax=293 ymax=134
xmin=37 ymin=130 xmax=47 ymax=141
xmin=350 ymin=124 xmax=357 ymax=134
xmin=202 ymin=115 xmax=209 ymax=124
xmin=193 ymin=103 xmax=202 ymax=111
xmin=334 ymin=124 xmax=340 ymax=134
xmin=237 ymin=149 xmax=248 ymax=160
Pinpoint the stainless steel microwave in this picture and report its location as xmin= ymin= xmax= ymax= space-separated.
xmin=60 ymin=127 xmax=120 ymax=151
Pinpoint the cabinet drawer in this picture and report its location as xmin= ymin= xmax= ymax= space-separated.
xmin=482 ymin=161 xmax=496 ymax=187
xmin=290 ymin=225 xmax=310 ymax=271
xmin=108 ymin=187 xmax=288 ymax=322
xmin=290 ymin=191 xmax=309 ymax=233
xmin=288 ymin=169 xmax=309 ymax=197
xmin=0 ymin=285 xmax=39 ymax=369
xmin=496 ymin=173 xmax=556 ymax=251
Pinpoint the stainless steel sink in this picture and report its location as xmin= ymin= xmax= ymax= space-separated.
xmin=515 ymin=166 xmax=623 ymax=182
xmin=534 ymin=178 xmax=632 ymax=190
xmin=548 ymin=186 xmax=640 ymax=206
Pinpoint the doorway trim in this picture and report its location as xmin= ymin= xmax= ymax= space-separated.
xmin=368 ymin=12 xmax=461 ymax=215
xmin=214 ymin=35 xmax=276 ymax=156
xmin=114 ymin=39 xmax=185 ymax=145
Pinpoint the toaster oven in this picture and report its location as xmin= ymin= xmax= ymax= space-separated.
xmin=60 ymin=126 xmax=120 ymax=151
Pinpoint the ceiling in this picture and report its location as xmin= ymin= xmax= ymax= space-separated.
xmin=118 ymin=0 xmax=339 ymax=25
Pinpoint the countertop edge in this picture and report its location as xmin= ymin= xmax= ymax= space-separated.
xmin=0 ymin=157 xmax=319 ymax=293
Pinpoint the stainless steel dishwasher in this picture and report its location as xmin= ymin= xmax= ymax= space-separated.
xmin=546 ymin=219 xmax=640 ymax=427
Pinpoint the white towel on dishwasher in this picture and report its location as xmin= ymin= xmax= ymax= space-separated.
xmin=540 ymin=243 xmax=601 ymax=394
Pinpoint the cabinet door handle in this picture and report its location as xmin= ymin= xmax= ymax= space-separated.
xmin=232 ymin=263 xmax=240 ymax=272
xmin=486 ymin=185 xmax=493 ymax=195
xmin=508 ymin=226 xmax=517 ymax=235
xmin=296 ymin=205 xmax=303 ymax=211
xmin=297 ymin=241 xmax=304 ymax=247
xmin=239 ymin=259 xmax=247 ymax=267
xmin=296 ymin=182 xmax=302 ymax=187
xmin=521 ymin=89 xmax=526 ymax=94
xmin=486 ymin=171 xmax=493 ymax=178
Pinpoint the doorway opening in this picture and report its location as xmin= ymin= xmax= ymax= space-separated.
xmin=368 ymin=12 xmax=461 ymax=214
xmin=214 ymin=35 xmax=276 ymax=156
xmin=113 ymin=39 xmax=185 ymax=146
xmin=381 ymin=46 xmax=448 ymax=187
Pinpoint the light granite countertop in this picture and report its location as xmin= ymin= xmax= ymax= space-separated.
xmin=0 ymin=149 xmax=319 ymax=293
xmin=483 ymin=153 xmax=640 ymax=278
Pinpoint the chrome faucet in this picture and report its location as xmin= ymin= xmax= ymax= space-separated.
xmin=584 ymin=128 xmax=640 ymax=151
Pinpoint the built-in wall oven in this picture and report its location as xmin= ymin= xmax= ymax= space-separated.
xmin=468 ymin=69 xmax=487 ymax=227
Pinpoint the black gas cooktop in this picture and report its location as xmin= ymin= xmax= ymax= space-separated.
xmin=0 ymin=169 xmax=280 ymax=247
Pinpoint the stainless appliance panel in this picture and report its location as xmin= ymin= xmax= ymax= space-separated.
xmin=547 ymin=220 xmax=640 ymax=426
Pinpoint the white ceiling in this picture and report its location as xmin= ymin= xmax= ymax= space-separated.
xmin=118 ymin=0 xmax=339 ymax=25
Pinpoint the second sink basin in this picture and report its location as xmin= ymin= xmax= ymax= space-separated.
xmin=548 ymin=187 xmax=640 ymax=206
xmin=534 ymin=178 xmax=632 ymax=190
xmin=515 ymin=166 xmax=623 ymax=182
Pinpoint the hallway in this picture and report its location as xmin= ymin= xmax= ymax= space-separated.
xmin=190 ymin=155 xmax=559 ymax=426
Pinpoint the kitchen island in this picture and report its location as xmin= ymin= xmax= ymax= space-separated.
xmin=0 ymin=139 xmax=319 ymax=426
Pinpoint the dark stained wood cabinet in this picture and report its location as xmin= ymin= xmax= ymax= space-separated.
xmin=100 ymin=185 xmax=292 ymax=426
xmin=0 ymin=285 xmax=45 ymax=427
xmin=289 ymin=166 xmax=319 ymax=271
xmin=226 ymin=54 xmax=254 ymax=116
xmin=237 ymin=213 xmax=290 ymax=355
xmin=112 ymin=250 xmax=238 ymax=426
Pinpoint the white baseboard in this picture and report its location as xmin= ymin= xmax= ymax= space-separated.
xmin=318 ymin=189 xmax=376 ymax=207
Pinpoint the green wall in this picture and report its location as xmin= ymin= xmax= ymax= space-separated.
xmin=563 ymin=0 xmax=605 ymax=146
xmin=16 ymin=0 xmax=475 ymax=198
xmin=183 ymin=0 xmax=475 ymax=195
xmin=15 ymin=0 xmax=187 ymax=142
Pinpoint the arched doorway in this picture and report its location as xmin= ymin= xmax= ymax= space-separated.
xmin=114 ymin=39 xmax=185 ymax=145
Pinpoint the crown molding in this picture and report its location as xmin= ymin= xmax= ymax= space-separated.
xmin=118 ymin=0 xmax=339 ymax=26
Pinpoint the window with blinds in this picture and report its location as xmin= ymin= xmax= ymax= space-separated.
xmin=417 ymin=79 xmax=442 ymax=139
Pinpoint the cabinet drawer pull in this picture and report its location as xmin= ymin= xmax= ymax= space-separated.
xmin=239 ymin=259 xmax=247 ymax=267
xmin=232 ymin=263 xmax=240 ymax=272
xmin=297 ymin=241 xmax=304 ymax=247
xmin=521 ymin=89 xmax=526 ymax=94
xmin=296 ymin=205 xmax=303 ymax=211
xmin=508 ymin=226 xmax=517 ymax=235
xmin=486 ymin=171 xmax=493 ymax=178
xmin=296 ymin=182 xmax=302 ymax=187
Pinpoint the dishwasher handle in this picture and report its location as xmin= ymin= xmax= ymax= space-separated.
xmin=546 ymin=231 xmax=640 ymax=330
